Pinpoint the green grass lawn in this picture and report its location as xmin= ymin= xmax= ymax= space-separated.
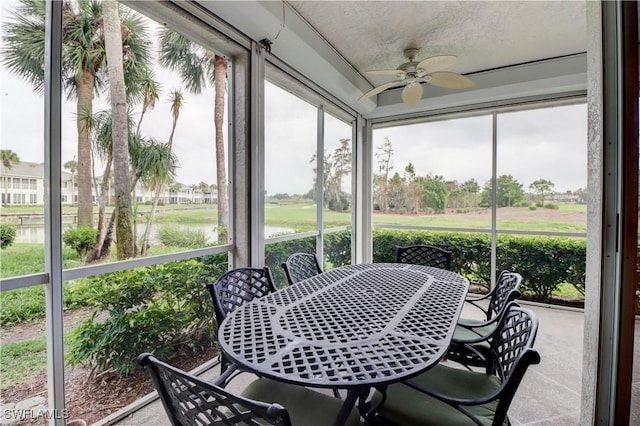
xmin=0 ymin=338 xmax=48 ymax=391
xmin=1 ymin=201 xmax=588 ymax=231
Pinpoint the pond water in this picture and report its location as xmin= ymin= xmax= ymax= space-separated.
xmin=13 ymin=223 xmax=294 ymax=244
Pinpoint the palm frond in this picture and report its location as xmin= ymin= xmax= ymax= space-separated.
xmin=159 ymin=28 xmax=210 ymax=94
xmin=135 ymin=138 xmax=178 ymax=188
xmin=1 ymin=0 xmax=47 ymax=93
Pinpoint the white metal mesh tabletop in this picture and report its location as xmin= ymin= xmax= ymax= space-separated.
xmin=218 ymin=263 xmax=469 ymax=389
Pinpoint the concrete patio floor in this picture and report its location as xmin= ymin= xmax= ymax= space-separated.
xmin=110 ymin=302 xmax=640 ymax=426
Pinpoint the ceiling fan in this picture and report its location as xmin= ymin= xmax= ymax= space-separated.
xmin=359 ymin=48 xmax=474 ymax=107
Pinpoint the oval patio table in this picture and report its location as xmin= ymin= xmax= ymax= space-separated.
xmin=218 ymin=263 xmax=469 ymax=425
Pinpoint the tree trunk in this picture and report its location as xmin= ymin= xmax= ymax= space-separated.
xmin=214 ymin=55 xmax=228 ymax=241
xmin=104 ymin=0 xmax=133 ymax=260
xmin=86 ymin=154 xmax=112 ymax=264
xmin=76 ymin=69 xmax=95 ymax=227
xmin=141 ymin=183 xmax=162 ymax=256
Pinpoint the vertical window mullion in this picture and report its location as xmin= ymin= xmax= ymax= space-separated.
xmin=490 ymin=112 xmax=498 ymax=288
xmin=44 ymin=1 xmax=65 ymax=424
xmin=316 ymin=107 xmax=325 ymax=261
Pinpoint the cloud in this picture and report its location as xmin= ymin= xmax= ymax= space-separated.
xmin=1 ymin=0 xmax=587 ymax=197
xmin=374 ymin=104 xmax=587 ymax=193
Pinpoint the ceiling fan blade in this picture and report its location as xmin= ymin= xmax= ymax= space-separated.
xmin=358 ymin=80 xmax=402 ymax=101
xmin=366 ymin=69 xmax=407 ymax=77
xmin=402 ymin=82 xmax=423 ymax=106
xmin=416 ymin=55 xmax=458 ymax=73
xmin=428 ymin=72 xmax=475 ymax=89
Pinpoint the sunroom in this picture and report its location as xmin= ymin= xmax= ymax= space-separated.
xmin=0 ymin=1 xmax=637 ymax=425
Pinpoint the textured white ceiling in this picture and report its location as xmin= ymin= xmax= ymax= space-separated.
xmin=287 ymin=1 xmax=587 ymax=88
xmin=192 ymin=0 xmax=588 ymax=115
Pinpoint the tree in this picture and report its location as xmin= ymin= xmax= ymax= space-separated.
xmin=2 ymin=0 xmax=151 ymax=227
xmin=84 ymin=110 xmax=144 ymax=263
xmin=135 ymin=69 xmax=161 ymax=135
xmin=63 ymin=159 xmax=77 ymax=204
xmin=529 ymin=178 xmax=555 ymax=206
xmin=374 ymin=138 xmax=394 ymax=211
xmin=387 ymin=172 xmax=407 ymax=212
xmin=416 ymin=174 xmax=448 ymax=213
xmin=460 ymin=178 xmax=480 ymax=209
xmin=159 ymin=29 xmax=229 ymax=242
xmin=1 ymin=149 xmax=20 ymax=205
xmin=481 ymin=174 xmax=525 ymax=207
xmin=311 ymin=139 xmax=352 ymax=212
xmin=139 ymin=89 xmax=185 ymax=255
xmin=403 ymin=163 xmax=421 ymax=214
xmin=104 ymin=0 xmax=133 ymax=260
xmin=139 ymin=139 xmax=178 ymax=256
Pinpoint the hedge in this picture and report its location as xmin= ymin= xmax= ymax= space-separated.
xmin=264 ymin=229 xmax=587 ymax=301
xmin=372 ymin=229 xmax=586 ymax=301
xmin=265 ymin=232 xmax=352 ymax=287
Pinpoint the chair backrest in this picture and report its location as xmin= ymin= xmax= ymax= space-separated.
xmin=487 ymin=271 xmax=522 ymax=321
xmin=205 ymin=267 xmax=276 ymax=373
xmin=487 ymin=305 xmax=540 ymax=425
xmin=137 ymin=353 xmax=291 ymax=426
xmin=206 ymin=267 xmax=276 ymax=325
xmin=281 ymin=252 xmax=323 ymax=285
xmin=395 ymin=245 xmax=452 ymax=270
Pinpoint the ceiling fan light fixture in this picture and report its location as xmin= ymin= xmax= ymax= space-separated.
xmin=402 ymin=83 xmax=423 ymax=106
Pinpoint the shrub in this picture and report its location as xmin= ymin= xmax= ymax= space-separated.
xmin=68 ymin=254 xmax=228 ymax=375
xmin=0 ymin=224 xmax=17 ymax=249
xmin=518 ymin=201 xmax=531 ymax=207
xmin=535 ymin=202 xmax=544 ymax=207
xmin=544 ymin=203 xmax=559 ymax=209
xmin=157 ymin=225 xmax=208 ymax=248
xmin=529 ymin=205 xmax=537 ymax=211
xmin=63 ymin=226 xmax=97 ymax=258
xmin=265 ymin=236 xmax=317 ymax=287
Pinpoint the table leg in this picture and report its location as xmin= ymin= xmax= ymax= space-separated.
xmin=333 ymin=387 xmax=369 ymax=426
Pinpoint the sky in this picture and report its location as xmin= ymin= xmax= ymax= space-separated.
xmin=0 ymin=1 xmax=588 ymax=196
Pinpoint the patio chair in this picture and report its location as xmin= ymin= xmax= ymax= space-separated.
xmin=137 ymin=353 xmax=361 ymax=426
xmin=370 ymin=304 xmax=540 ymax=426
xmin=205 ymin=267 xmax=276 ymax=372
xmin=395 ymin=245 xmax=452 ymax=270
xmin=446 ymin=271 xmax=522 ymax=368
xmin=281 ymin=252 xmax=323 ymax=285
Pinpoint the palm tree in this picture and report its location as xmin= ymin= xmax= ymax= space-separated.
xmin=84 ymin=109 xmax=137 ymax=263
xmin=135 ymin=69 xmax=161 ymax=135
xmin=63 ymin=159 xmax=77 ymax=205
xmin=159 ymin=29 xmax=229 ymax=241
xmin=1 ymin=149 xmax=20 ymax=206
xmin=139 ymin=140 xmax=178 ymax=256
xmin=104 ymin=0 xmax=133 ymax=260
xmin=167 ymin=89 xmax=184 ymax=149
xmin=140 ymin=90 xmax=184 ymax=255
xmin=2 ymin=0 xmax=152 ymax=227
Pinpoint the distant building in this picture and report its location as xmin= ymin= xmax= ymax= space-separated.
xmin=0 ymin=161 xmax=74 ymax=206
xmin=0 ymin=161 xmax=216 ymax=206
xmin=547 ymin=193 xmax=579 ymax=203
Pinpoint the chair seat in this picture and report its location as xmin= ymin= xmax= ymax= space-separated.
xmin=453 ymin=320 xmax=496 ymax=342
xmin=242 ymin=378 xmax=361 ymax=426
xmin=373 ymin=364 xmax=502 ymax=426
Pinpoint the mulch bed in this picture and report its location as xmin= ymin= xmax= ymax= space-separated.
xmin=1 ymin=347 xmax=218 ymax=425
